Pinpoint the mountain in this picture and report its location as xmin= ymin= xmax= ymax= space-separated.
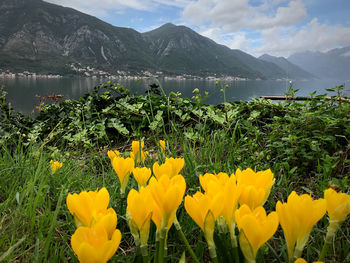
xmin=143 ymin=23 xmax=287 ymax=79
xmin=259 ymin=54 xmax=314 ymax=79
xmin=0 ymin=0 xmax=154 ymax=73
xmin=288 ymin=47 xmax=350 ymax=79
xmin=0 ymin=0 xmax=290 ymax=79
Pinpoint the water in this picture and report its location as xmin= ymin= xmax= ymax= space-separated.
xmin=1 ymin=77 xmax=349 ymax=114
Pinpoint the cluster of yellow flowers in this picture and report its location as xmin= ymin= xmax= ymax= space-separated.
xmin=66 ymin=188 xmax=122 ymax=263
xmin=184 ymin=169 xmax=276 ymax=263
xmin=185 ymin=169 xmax=350 ymax=263
xmin=107 ymin=140 xmax=185 ymax=262
xmin=49 ymin=160 xmax=62 ymax=174
xmin=107 ymin=140 xmax=170 ymax=195
xmin=65 ymin=140 xmax=350 ymax=263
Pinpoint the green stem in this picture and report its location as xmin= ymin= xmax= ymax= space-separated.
xmin=119 ymin=192 xmax=125 ymax=215
xmin=230 ymin=233 xmax=240 ymax=263
xmin=140 ymin=244 xmax=149 ymax=263
xmin=158 ymin=227 xmax=167 ymax=263
xmin=154 ymin=240 xmax=159 ymax=263
xmin=174 ymin=218 xmax=200 ymax=263
xmin=293 ymin=247 xmax=303 ymax=261
xmin=136 ymin=244 xmax=142 ymax=259
xmin=319 ymin=238 xmax=331 ymax=263
xmin=208 ymin=245 xmax=219 ymax=263
xmin=319 ymin=221 xmax=339 ymax=262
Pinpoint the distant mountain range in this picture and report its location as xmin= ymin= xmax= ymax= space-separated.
xmin=288 ymin=47 xmax=350 ymax=80
xmin=0 ymin=0 xmax=347 ymax=80
xmin=259 ymin=54 xmax=314 ymax=79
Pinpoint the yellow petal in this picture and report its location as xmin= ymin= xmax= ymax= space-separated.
xmin=107 ymin=150 xmax=119 ymax=161
xmin=71 ymin=226 xmax=121 ymax=263
xmin=76 ymin=242 xmax=100 ymax=263
xmin=240 ymin=185 xmax=266 ymax=209
xmin=133 ymin=167 xmax=152 ymax=187
xmin=236 ymin=205 xmax=278 ymax=261
xmin=185 ymin=194 xmax=205 ymax=230
xmin=159 ymin=140 xmax=166 ymax=152
xmin=67 ymin=188 xmax=110 ymax=227
xmin=152 ymin=162 xmax=172 ymax=180
xmin=163 ymin=185 xmax=183 ymax=218
xmin=127 ymin=188 xmax=152 ymax=230
xmin=165 ymin=157 xmax=185 ymax=177
xmin=324 ymin=188 xmax=350 ymax=222
xmin=112 ymin=157 xmax=134 ymax=193
xmin=93 ymin=208 xmax=118 ymax=239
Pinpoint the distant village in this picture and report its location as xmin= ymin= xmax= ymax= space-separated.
xmin=0 ymin=63 xmax=248 ymax=81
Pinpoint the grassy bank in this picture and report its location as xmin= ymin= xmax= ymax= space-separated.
xmin=0 ymin=83 xmax=349 ymax=262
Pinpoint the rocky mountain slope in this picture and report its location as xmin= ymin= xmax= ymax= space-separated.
xmin=0 ymin=0 xmax=305 ymax=79
xmin=0 ymin=0 xmax=154 ymax=73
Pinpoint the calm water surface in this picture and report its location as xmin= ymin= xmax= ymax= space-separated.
xmin=1 ymin=77 xmax=349 ymax=114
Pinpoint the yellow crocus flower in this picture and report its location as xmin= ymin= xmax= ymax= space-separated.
xmin=93 ymin=209 xmax=118 ymax=239
xmin=324 ymin=188 xmax=350 ymax=223
xmin=152 ymin=161 xmax=173 ymax=180
xmin=132 ymin=140 xmax=144 ymax=153
xmin=295 ymin=259 xmax=324 ymax=263
xmin=127 ymin=187 xmax=153 ymax=246
xmin=235 ymin=205 xmax=279 ymax=263
xmin=319 ymin=188 xmax=350 ymax=261
xmin=147 ymin=175 xmax=186 ymax=232
xmin=185 ymin=191 xmax=224 ymax=233
xmin=50 ymin=160 xmax=63 ymax=174
xmin=71 ymin=224 xmax=121 ymax=263
xmin=185 ymin=190 xmax=224 ymax=261
xmin=276 ymin=191 xmax=326 ymax=261
xmin=133 ymin=167 xmax=152 ymax=187
xmin=130 ymin=140 xmax=148 ymax=164
xmin=236 ymin=168 xmax=275 ymax=209
xmin=220 ymin=175 xmax=241 ymax=245
xmin=67 ymin=187 xmax=111 ymax=227
xmin=159 ymin=140 xmax=166 ymax=153
xmin=165 ymin=157 xmax=185 ymax=177
xmin=107 ymin=150 xmax=119 ymax=161
xmin=112 ymin=157 xmax=134 ymax=195
xmin=199 ymin=172 xmax=240 ymax=241
xmin=199 ymin=172 xmax=229 ymax=192
xmin=239 ymin=185 xmax=266 ymax=210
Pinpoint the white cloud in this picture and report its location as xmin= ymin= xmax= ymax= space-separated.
xmin=45 ymin=0 xmax=191 ymax=17
xmin=200 ymin=27 xmax=252 ymax=52
xmin=182 ymin=0 xmax=350 ymax=57
xmin=253 ymin=18 xmax=350 ymax=57
xmin=182 ymin=0 xmax=307 ymax=31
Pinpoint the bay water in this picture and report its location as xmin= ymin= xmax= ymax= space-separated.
xmin=1 ymin=77 xmax=348 ymax=115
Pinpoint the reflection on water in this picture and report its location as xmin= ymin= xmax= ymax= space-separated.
xmin=1 ymin=77 xmax=349 ymax=114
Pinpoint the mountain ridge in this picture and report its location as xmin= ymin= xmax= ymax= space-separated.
xmin=259 ymin=54 xmax=314 ymax=79
xmin=288 ymin=47 xmax=350 ymax=79
xmin=0 ymin=0 xmax=311 ymax=79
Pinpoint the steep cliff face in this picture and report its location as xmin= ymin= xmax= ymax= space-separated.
xmin=0 ymin=0 xmax=154 ymax=73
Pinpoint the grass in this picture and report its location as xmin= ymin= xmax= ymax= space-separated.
xmin=0 ymin=83 xmax=349 ymax=262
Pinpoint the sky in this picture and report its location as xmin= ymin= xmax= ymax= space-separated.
xmin=44 ymin=0 xmax=350 ymax=58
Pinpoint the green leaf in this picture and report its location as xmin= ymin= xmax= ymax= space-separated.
xmin=178 ymin=252 xmax=186 ymax=263
xmin=107 ymin=118 xmax=129 ymax=135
